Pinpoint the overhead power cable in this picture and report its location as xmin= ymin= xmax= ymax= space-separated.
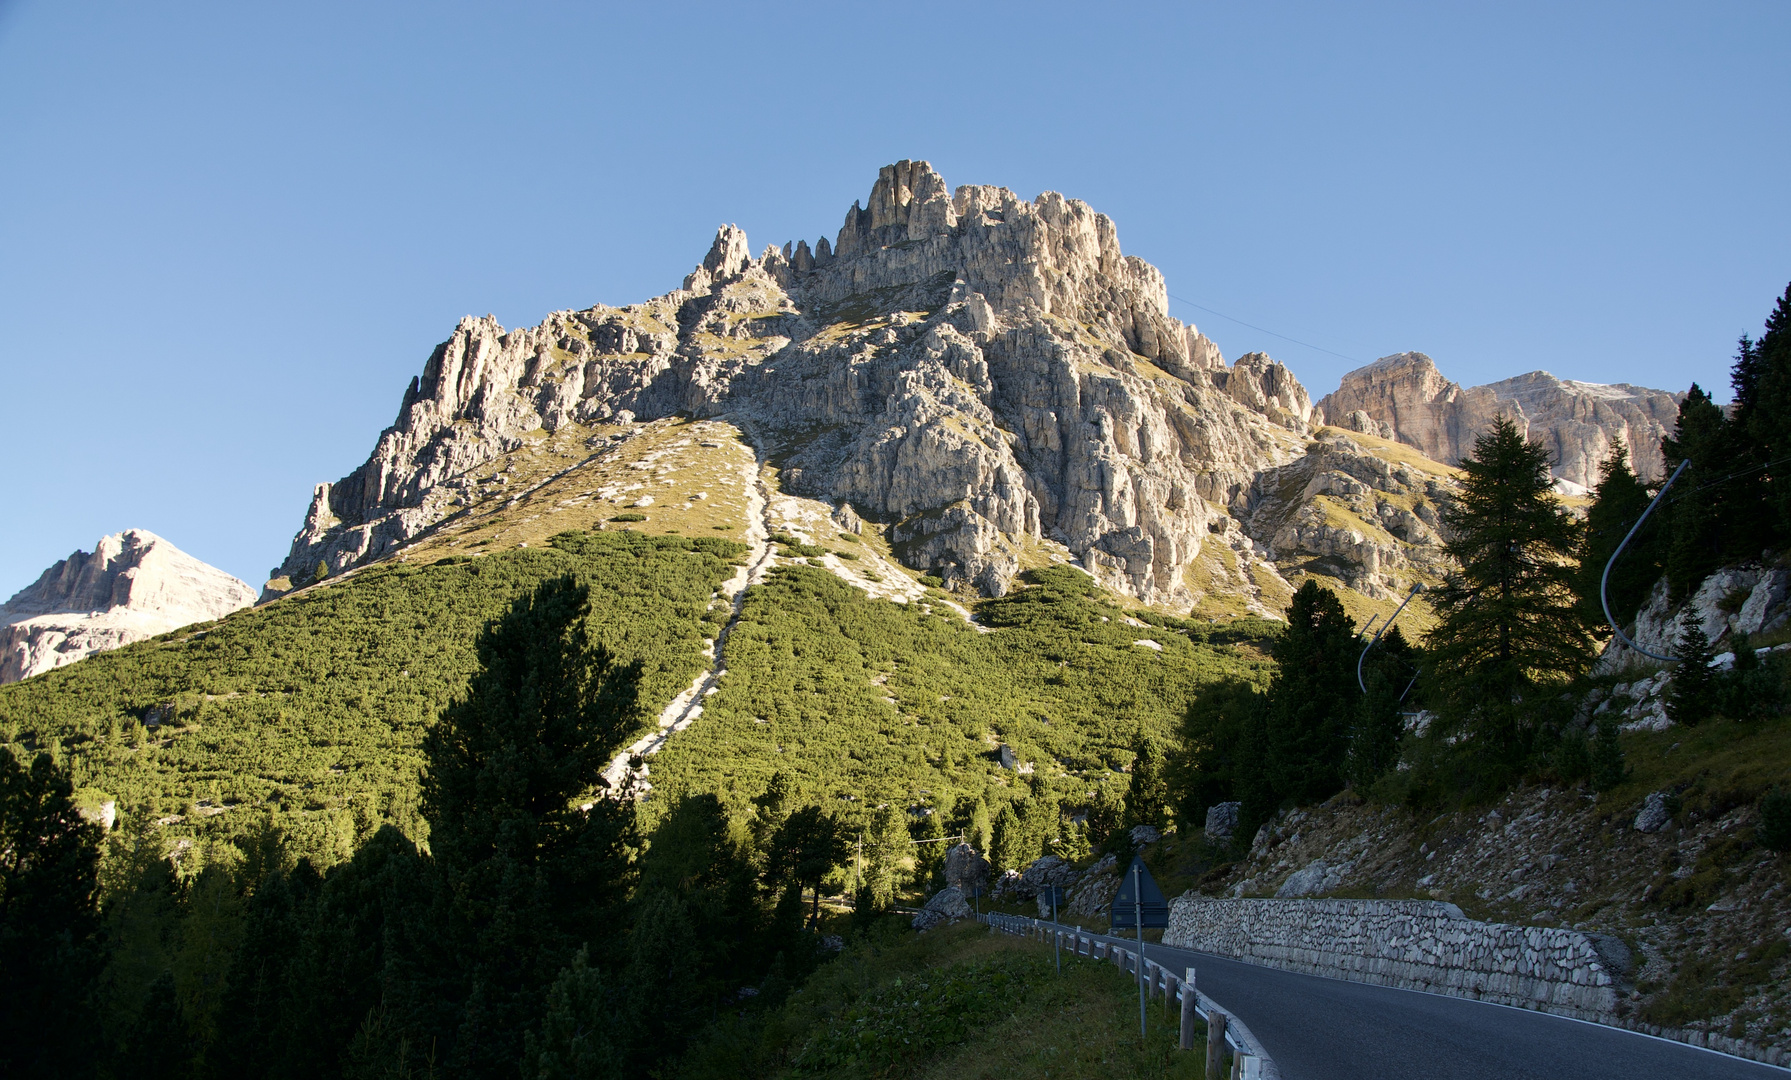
xmin=1165 ymin=292 xmax=1365 ymax=366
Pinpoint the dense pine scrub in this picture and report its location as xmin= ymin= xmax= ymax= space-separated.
xmin=0 ymin=532 xmax=743 ymax=864
xmin=645 ymin=564 xmax=1273 ymax=836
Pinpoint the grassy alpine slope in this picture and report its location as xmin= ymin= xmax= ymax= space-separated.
xmin=647 ymin=564 xmax=1276 ymax=826
xmin=0 ymin=531 xmax=743 ymax=864
xmin=0 ymin=525 xmax=1274 ymax=867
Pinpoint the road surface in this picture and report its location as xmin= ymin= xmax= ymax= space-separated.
xmin=1067 ymin=927 xmax=1786 ymax=1080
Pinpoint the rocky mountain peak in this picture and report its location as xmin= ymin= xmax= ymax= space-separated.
xmin=268 ymin=160 xmax=1318 ymax=609
xmin=1317 ymin=353 xmax=1681 ymax=490
xmin=1 ymin=530 xmax=255 ymax=683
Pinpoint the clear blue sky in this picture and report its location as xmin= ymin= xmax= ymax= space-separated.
xmin=2 ymin=1 xmax=1786 ymax=594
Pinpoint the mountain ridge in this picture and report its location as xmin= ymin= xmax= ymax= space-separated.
xmin=1316 ymin=351 xmax=1682 ymax=491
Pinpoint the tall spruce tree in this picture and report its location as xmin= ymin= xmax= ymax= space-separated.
xmin=1743 ymin=283 xmax=1791 ymax=536
xmin=1265 ymin=580 xmax=1360 ymax=805
xmin=1665 ymin=615 xmax=1717 ymax=727
xmin=0 ymin=750 xmax=105 ymax=1077
xmin=1661 ymin=385 xmax=1735 ymax=602
xmin=1424 ymin=416 xmax=1589 ymax=770
xmin=1347 ymin=624 xmax=1416 ymax=791
xmin=1575 ymin=439 xmax=1659 ymax=634
xmin=1123 ymin=732 xmax=1169 ymax=832
xmin=1168 ymin=677 xmax=1268 ymax=830
xmin=420 ymin=575 xmax=643 ymax=1078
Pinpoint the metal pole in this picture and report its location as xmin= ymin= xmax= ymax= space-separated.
xmin=1357 ymin=582 xmax=1423 ymax=693
xmin=1053 ymin=889 xmax=1061 ymax=974
xmin=1135 ymin=863 xmax=1146 ymax=1042
xmin=1601 ymin=457 xmax=1690 ymax=663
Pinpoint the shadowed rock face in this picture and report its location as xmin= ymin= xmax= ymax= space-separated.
xmin=270 ymin=161 xmax=1315 ymax=605
xmin=1316 ymin=352 xmax=1682 ymax=489
xmin=1 ymin=530 xmax=255 ymax=683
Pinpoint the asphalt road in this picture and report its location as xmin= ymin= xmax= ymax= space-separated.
xmin=1069 ymin=929 xmax=1787 ymax=1080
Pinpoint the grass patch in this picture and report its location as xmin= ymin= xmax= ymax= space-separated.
xmin=677 ymin=919 xmax=1206 ymax=1079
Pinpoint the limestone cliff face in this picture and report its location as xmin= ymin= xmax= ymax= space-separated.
xmin=1316 ymin=353 xmax=1681 ymax=490
xmin=271 ymin=161 xmax=1313 ymax=606
xmin=1 ymin=530 xmax=255 ymax=683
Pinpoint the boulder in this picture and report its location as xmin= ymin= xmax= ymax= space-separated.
xmin=1275 ymin=858 xmax=1352 ymax=898
xmin=942 ymin=842 xmax=990 ymax=894
xmin=1015 ymin=854 xmax=1081 ymax=904
xmin=1204 ymin=801 xmax=1242 ymax=841
xmin=1633 ymin=792 xmax=1672 ymax=834
xmin=1129 ymin=824 xmax=1162 ymax=847
xmin=911 ymin=886 xmax=971 ymax=930
xmin=990 ymin=868 xmax=1023 ymax=900
xmin=1067 ymin=864 xmax=1121 ymax=918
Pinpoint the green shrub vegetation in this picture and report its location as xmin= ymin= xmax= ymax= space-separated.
xmin=0 ymin=532 xmax=743 ymax=865
xmin=646 ymin=564 xmax=1269 ymax=853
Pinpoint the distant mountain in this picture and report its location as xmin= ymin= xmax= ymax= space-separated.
xmin=0 ymin=529 xmax=255 ymax=682
xmin=1315 ymin=352 xmax=1682 ymax=491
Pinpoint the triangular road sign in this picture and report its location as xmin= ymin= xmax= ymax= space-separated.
xmin=1110 ymin=855 xmax=1168 ymax=928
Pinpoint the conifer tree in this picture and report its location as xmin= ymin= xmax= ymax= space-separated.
xmin=1123 ymin=732 xmax=1169 ymax=832
xmin=1425 ymin=416 xmax=1589 ymax=771
xmin=1265 ymin=580 xmax=1359 ymax=804
xmin=1661 ymin=386 xmax=1732 ymax=602
xmin=1590 ymin=715 xmax=1626 ymax=792
xmin=1083 ymin=783 xmax=1124 ymax=852
xmin=1743 ymin=283 xmax=1791 ymax=534
xmin=0 ymin=750 xmax=104 ymax=1077
xmin=765 ymin=805 xmax=846 ymax=927
xmin=1665 ymin=614 xmax=1717 ymax=727
xmin=861 ymin=805 xmax=911 ymax=911
xmin=1347 ymin=624 xmax=1415 ymax=790
xmin=967 ymin=798 xmax=993 ymax=856
xmin=420 ymin=575 xmax=643 ymax=1078
xmin=990 ymin=805 xmax=1022 ymax=872
xmin=1574 ymin=439 xmax=1658 ymax=633
xmin=1167 ymin=678 xmax=1268 ymax=830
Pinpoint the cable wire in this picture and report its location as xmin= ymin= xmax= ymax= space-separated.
xmin=1165 ymin=292 xmax=1366 ymax=366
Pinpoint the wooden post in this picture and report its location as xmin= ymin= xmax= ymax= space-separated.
xmin=1179 ymin=968 xmax=1197 ymax=1051
xmin=1206 ymin=1010 xmax=1227 ymax=1079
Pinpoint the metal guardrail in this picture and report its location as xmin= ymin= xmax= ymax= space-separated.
xmin=981 ymin=911 xmax=1278 ymax=1079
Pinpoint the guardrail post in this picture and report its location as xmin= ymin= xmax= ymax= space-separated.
xmin=1206 ymin=1010 xmax=1227 ymax=1079
xmin=1179 ymin=968 xmax=1196 ymax=1050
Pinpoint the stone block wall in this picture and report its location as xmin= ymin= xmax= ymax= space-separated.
xmin=1163 ymin=897 xmax=1620 ymax=1018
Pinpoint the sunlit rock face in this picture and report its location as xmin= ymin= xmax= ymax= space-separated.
xmin=1 ymin=530 xmax=254 ymax=683
xmin=1316 ymin=352 xmax=1682 ymax=489
xmin=271 ymin=161 xmax=1314 ymax=606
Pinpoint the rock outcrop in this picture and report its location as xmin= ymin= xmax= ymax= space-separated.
xmin=1 ymin=530 xmax=255 ymax=683
xmin=1239 ymin=427 xmax=1456 ymax=600
xmin=1317 ymin=353 xmax=1682 ymax=489
xmin=269 ymin=161 xmax=1313 ymax=606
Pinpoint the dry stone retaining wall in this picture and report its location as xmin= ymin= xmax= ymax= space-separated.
xmin=1163 ymin=897 xmax=1620 ymax=1018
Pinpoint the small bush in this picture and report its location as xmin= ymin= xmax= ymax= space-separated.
xmin=1555 ymin=730 xmax=1592 ymax=783
xmin=920 ymin=575 xmax=945 ymax=589
xmin=1591 ymin=716 xmax=1626 ymax=792
xmin=1759 ymin=787 xmax=1791 ymax=852
xmin=610 ymin=513 xmax=647 ymax=523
